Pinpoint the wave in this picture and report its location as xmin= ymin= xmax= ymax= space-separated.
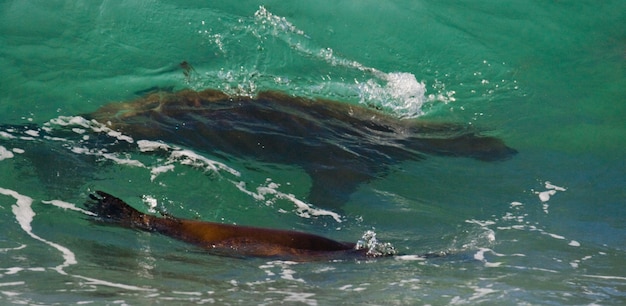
xmin=191 ymin=6 xmax=454 ymax=118
xmin=0 ymin=115 xmax=346 ymax=225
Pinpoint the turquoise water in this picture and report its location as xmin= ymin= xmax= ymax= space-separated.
xmin=1 ymin=0 xmax=625 ymax=304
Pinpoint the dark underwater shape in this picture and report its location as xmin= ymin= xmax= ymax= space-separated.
xmin=86 ymin=89 xmax=517 ymax=209
xmin=87 ymin=191 xmax=368 ymax=261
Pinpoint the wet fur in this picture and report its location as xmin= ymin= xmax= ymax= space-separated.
xmin=86 ymin=191 xmax=367 ymax=260
xmin=86 ymin=89 xmax=517 ymax=209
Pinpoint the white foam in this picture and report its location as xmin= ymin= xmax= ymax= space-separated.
xmin=0 ymin=187 xmax=76 ymax=274
xmin=42 ymin=200 xmax=96 ymax=216
xmin=138 ymin=139 xmax=241 ymax=181
xmin=171 ymin=291 xmax=202 ymax=296
xmin=48 ymin=115 xmax=91 ymax=127
xmin=24 ymin=129 xmax=39 ymax=137
xmin=234 ymin=181 xmax=265 ymax=201
xmin=2 ymin=267 xmax=24 ymax=275
xmin=259 ymin=260 xmax=305 ymax=283
xmin=0 ymin=131 xmax=16 ymax=139
xmin=268 ymin=290 xmax=317 ymax=306
xmin=568 ymin=240 xmax=580 ymax=247
xmin=583 ymin=274 xmax=626 ymax=281
xmin=254 ymin=6 xmax=305 ymax=36
xmin=545 ymin=233 xmax=565 ymax=240
xmin=150 ymin=164 xmax=175 ymax=181
xmin=473 ymin=248 xmax=489 ymax=261
xmin=0 ymin=282 xmax=25 ymax=287
xmin=395 ymin=255 xmax=426 ymax=261
xmin=102 ymin=129 xmax=133 ymax=144
xmin=137 ymin=139 xmax=172 ymax=152
xmin=70 ymin=146 xmax=146 ymax=168
xmin=1 ymin=187 xmax=156 ymax=291
xmin=233 ymin=179 xmax=343 ymax=223
xmin=466 ymin=286 xmax=499 ymax=302
xmin=545 ymin=181 xmax=566 ymax=191
xmin=42 ymin=119 xmax=240 ymax=182
xmin=169 ymin=149 xmax=240 ymax=177
xmin=537 ymin=190 xmax=556 ymax=202
xmin=0 ymin=244 xmax=26 ymax=253
xmin=72 ymin=275 xmax=155 ymax=292
xmin=357 ymin=72 xmax=427 ymax=118
xmin=252 ymin=6 xmax=437 ymax=118
xmin=535 ymin=181 xmax=566 ymax=203
xmin=0 ymin=146 xmax=14 ymax=161
xmin=142 ymin=195 xmax=159 ymax=213
xmin=499 ymin=183 xmax=580 ymax=258
xmin=465 ymin=219 xmax=496 ymax=227
xmin=47 ymin=116 xmax=134 ymax=143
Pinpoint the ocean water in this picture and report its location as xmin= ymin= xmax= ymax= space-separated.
xmin=1 ymin=0 xmax=625 ymax=304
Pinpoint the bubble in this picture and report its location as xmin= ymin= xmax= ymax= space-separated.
xmin=355 ymin=230 xmax=397 ymax=257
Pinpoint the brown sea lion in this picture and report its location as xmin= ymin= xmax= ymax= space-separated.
xmin=86 ymin=191 xmax=372 ymax=260
xmin=84 ymin=89 xmax=517 ymax=209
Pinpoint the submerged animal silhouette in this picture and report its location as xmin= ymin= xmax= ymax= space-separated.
xmin=86 ymin=191 xmax=370 ymax=260
xmin=85 ymin=88 xmax=516 ymax=208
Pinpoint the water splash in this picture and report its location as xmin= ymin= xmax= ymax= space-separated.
xmin=355 ymin=230 xmax=397 ymax=257
xmin=253 ymin=6 xmax=305 ymax=37
xmin=357 ymin=72 xmax=427 ymax=118
xmin=197 ymin=6 xmax=444 ymax=118
xmin=255 ymin=6 xmax=434 ymax=118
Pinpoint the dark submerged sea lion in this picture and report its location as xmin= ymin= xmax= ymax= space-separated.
xmin=86 ymin=191 xmax=370 ymax=260
xmin=179 ymin=61 xmax=197 ymax=83
xmin=85 ymin=88 xmax=516 ymax=209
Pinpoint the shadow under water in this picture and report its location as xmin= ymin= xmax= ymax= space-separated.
xmin=81 ymin=88 xmax=516 ymax=209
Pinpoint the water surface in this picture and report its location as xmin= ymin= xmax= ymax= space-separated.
xmin=1 ymin=1 xmax=625 ymax=304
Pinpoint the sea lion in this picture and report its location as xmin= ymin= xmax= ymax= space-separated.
xmin=86 ymin=191 xmax=371 ymax=260
xmin=84 ymin=88 xmax=517 ymax=209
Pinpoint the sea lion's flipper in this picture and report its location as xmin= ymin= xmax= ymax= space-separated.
xmin=305 ymin=167 xmax=373 ymax=209
xmin=86 ymin=191 xmax=148 ymax=229
xmin=411 ymin=133 xmax=518 ymax=162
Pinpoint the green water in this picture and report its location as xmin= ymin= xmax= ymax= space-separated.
xmin=1 ymin=1 xmax=625 ymax=304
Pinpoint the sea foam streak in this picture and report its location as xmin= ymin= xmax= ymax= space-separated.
xmin=0 ymin=187 xmax=76 ymax=275
xmin=0 ymin=145 xmax=14 ymax=160
xmin=464 ymin=181 xmax=585 ymax=270
xmin=249 ymin=6 xmax=441 ymax=118
xmin=3 ymin=115 xmax=347 ymax=223
xmin=233 ymin=179 xmax=343 ymax=223
xmin=137 ymin=139 xmax=342 ymax=223
xmin=0 ymin=187 xmax=154 ymax=291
